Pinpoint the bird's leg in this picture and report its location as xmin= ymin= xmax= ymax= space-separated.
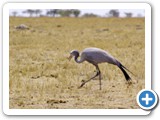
xmin=78 ymin=65 xmax=100 ymax=89
xmin=95 ymin=66 xmax=102 ymax=90
xmin=78 ymin=71 xmax=100 ymax=89
xmin=99 ymin=70 xmax=102 ymax=90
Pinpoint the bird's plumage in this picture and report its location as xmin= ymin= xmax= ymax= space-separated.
xmin=69 ymin=47 xmax=132 ymax=90
xmin=81 ymin=48 xmax=118 ymax=65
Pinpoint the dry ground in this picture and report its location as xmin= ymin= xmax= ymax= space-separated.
xmin=9 ymin=17 xmax=145 ymax=109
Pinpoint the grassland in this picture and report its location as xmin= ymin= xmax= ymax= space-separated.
xmin=9 ymin=17 xmax=145 ymax=109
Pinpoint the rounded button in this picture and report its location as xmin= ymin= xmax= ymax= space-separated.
xmin=137 ymin=89 xmax=158 ymax=110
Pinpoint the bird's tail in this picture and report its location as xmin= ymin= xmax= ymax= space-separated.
xmin=117 ymin=62 xmax=132 ymax=81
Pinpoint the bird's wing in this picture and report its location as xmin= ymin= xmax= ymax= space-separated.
xmin=84 ymin=50 xmax=118 ymax=65
xmin=85 ymin=54 xmax=98 ymax=65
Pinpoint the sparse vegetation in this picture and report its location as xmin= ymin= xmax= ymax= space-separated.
xmin=9 ymin=17 xmax=145 ymax=109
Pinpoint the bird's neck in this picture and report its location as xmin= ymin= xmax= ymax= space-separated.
xmin=74 ymin=55 xmax=83 ymax=63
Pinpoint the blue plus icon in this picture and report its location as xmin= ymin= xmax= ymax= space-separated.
xmin=137 ymin=89 xmax=158 ymax=110
xmin=142 ymin=93 xmax=153 ymax=105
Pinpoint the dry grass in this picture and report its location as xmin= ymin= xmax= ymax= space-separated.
xmin=9 ymin=17 xmax=145 ymax=109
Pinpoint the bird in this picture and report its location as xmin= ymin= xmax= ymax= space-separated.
xmin=68 ymin=47 xmax=133 ymax=90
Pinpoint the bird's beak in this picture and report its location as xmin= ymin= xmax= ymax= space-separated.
xmin=68 ymin=54 xmax=73 ymax=61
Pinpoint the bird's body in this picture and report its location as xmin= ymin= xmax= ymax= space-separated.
xmin=80 ymin=48 xmax=118 ymax=65
xmin=69 ymin=47 xmax=132 ymax=90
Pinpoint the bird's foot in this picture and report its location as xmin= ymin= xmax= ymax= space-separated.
xmin=78 ymin=82 xmax=86 ymax=89
xmin=81 ymin=79 xmax=85 ymax=83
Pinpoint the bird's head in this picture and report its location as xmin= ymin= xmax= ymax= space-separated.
xmin=68 ymin=50 xmax=79 ymax=61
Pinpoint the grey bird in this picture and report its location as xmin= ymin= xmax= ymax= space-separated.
xmin=68 ymin=47 xmax=133 ymax=90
